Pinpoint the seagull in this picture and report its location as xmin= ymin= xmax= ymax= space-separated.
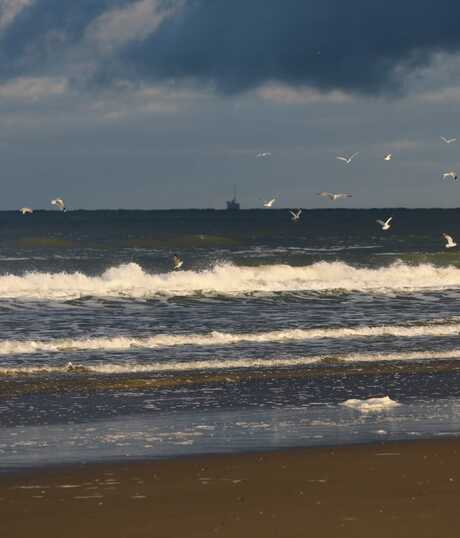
xmin=173 ymin=255 xmax=183 ymax=270
xmin=256 ymin=152 xmax=271 ymax=158
xmin=19 ymin=207 xmax=33 ymax=215
xmin=336 ymin=152 xmax=359 ymax=164
xmin=290 ymin=209 xmax=302 ymax=222
xmin=51 ymin=198 xmax=66 ymax=211
xmin=384 ymin=153 xmax=392 ymax=161
xmin=443 ymin=233 xmax=457 ymax=248
xmin=263 ymin=198 xmax=276 ymax=208
xmin=441 ymin=136 xmax=457 ymax=144
xmin=317 ymin=192 xmax=352 ymax=201
xmin=376 ymin=217 xmax=392 ymax=231
xmin=442 ymin=171 xmax=458 ymax=181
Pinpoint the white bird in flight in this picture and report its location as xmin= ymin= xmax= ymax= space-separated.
xmin=442 ymin=171 xmax=458 ymax=181
xmin=443 ymin=233 xmax=457 ymax=248
xmin=441 ymin=136 xmax=457 ymax=144
xmin=51 ymin=198 xmax=66 ymax=211
xmin=384 ymin=153 xmax=392 ymax=161
xmin=290 ymin=209 xmax=302 ymax=221
xmin=377 ymin=217 xmax=392 ymax=231
xmin=336 ymin=152 xmax=359 ymax=164
xmin=173 ymin=255 xmax=183 ymax=270
xmin=256 ymin=152 xmax=271 ymax=158
xmin=263 ymin=198 xmax=276 ymax=207
xmin=19 ymin=207 xmax=33 ymax=215
xmin=317 ymin=192 xmax=352 ymax=201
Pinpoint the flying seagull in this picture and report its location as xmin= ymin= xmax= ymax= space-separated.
xmin=377 ymin=217 xmax=392 ymax=231
xmin=173 ymin=255 xmax=183 ymax=270
xmin=256 ymin=152 xmax=271 ymax=158
xmin=443 ymin=233 xmax=457 ymax=248
xmin=317 ymin=192 xmax=352 ymax=201
xmin=336 ymin=152 xmax=359 ymax=164
xmin=289 ymin=209 xmax=302 ymax=222
xmin=19 ymin=207 xmax=33 ymax=215
xmin=441 ymin=137 xmax=457 ymax=144
xmin=51 ymin=198 xmax=66 ymax=211
xmin=384 ymin=153 xmax=392 ymax=161
xmin=263 ymin=198 xmax=276 ymax=208
xmin=442 ymin=171 xmax=458 ymax=181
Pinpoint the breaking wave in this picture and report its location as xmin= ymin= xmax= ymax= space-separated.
xmin=0 ymin=321 xmax=460 ymax=356
xmin=3 ymin=349 xmax=460 ymax=376
xmin=1 ymin=260 xmax=460 ymax=299
xmin=0 ymin=356 xmax=322 ymax=376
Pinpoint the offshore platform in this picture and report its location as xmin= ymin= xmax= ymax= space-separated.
xmin=226 ymin=185 xmax=240 ymax=210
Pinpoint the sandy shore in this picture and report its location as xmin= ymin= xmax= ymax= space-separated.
xmin=3 ymin=439 xmax=460 ymax=538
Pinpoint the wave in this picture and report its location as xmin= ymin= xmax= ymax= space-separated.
xmin=3 ymin=349 xmax=460 ymax=377
xmin=0 ymin=321 xmax=460 ymax=356
xmin=1 ymin=260 xmax=460 ymax=299
xmin=0 ymin=356 xmax=322 ymax=376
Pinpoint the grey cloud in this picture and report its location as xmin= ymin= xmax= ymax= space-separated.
xmin=0 ymin=0 xmax=128 ymax=77
xmin=0 ymin=0 xmax=34 ymax=31
xmin=113 ymin=0 xmax=460 ymax=95
xmin=2 ymin=0 xmax=460 ymax=96
xmin=0 ymin=75 xmax=67 ymax=100
xmin=85 ymin=0 xmax=181 ymax=51
xmin=116 ymin=0 xmax=460 ymax=94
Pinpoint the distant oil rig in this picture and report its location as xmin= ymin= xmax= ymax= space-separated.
xmin=226 ymin=185 xmax=240 ymax=210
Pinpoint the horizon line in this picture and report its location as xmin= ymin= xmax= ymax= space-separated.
xmin=4 ymin=207 xmax=460 ymax=212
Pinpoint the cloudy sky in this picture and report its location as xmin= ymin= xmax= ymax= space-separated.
xmin=2 ymin=0 xmax=460 ymax=209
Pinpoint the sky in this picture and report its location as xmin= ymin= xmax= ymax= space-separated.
xmin=2 ymin=0 xmax=460 ymax=209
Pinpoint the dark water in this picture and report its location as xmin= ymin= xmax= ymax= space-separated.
xmin=2 ymin=208 xmax=460 ymax=468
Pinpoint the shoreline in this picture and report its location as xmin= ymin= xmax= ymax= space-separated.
xmin=3 ymin=438 xmax=460 ymax=537
xmin=0 ymin=436 xmax=439 ymax=475
xmin=1 ymin=434 xmax=458 ymax=474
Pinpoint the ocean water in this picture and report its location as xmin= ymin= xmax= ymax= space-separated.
xmin=2 ymin=208 xmax=460 ymax=468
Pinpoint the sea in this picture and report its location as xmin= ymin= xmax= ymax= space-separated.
xmin=2 ymin=207 xmax=460 ymax=469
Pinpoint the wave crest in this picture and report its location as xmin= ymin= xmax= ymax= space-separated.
xmin=3 ymin=349 xmax=460 ymax=377
xmin=0 ymin=321 xmax=459 ymax=356
xmin=1 ymin=261 xmax=460 ymax=299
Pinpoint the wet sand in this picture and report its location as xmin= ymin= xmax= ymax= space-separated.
xmin=2 ymin=439 xmax=460 ymax=538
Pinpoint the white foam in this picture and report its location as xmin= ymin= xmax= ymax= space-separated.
xmin=341 ymin=349 xmax=460 ymax=363
xmin=3 ymin=349 xmax=460 ymax=376
xmin=0 ymin=356 xmax=321 ymax=375
xmin=0 ymin=321 xmax=459 ymax=356
xmin=1 ymin=260 xmax=460 ymax=299
xmin=341 ymin=396 xmax=400 ymax=412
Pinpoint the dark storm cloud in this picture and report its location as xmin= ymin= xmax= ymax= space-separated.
xmin=114 ymin=0 xmax=460 ymax=95
xmin=3 ymin=0 xmax=460 ymax=95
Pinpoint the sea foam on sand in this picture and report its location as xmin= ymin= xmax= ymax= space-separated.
xmin=341 ymin=396 xmax=400 ymax=412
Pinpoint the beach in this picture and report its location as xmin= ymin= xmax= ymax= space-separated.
xmin=4 ymin=1 xmax=460 ymax=533
xmin=3 ymin=210 xmax=460 ymax=534
xmin=3 ymin=439 xmax=460 ymax=538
